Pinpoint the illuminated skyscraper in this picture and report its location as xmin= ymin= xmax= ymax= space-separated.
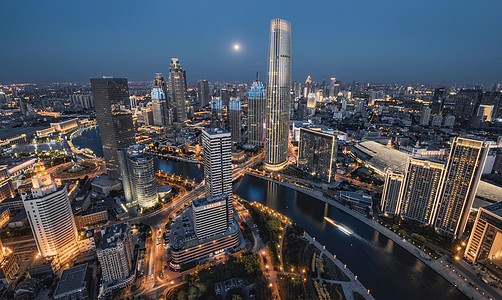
xmin=433 ymin=137 xmax=490 ymax=237
xmin=168 ymin=58 xmax=188 ymax=124
xmin=264 ymin=19 xmax=291 ymax=171
xmin=381 ymin=171 xmax=404 ymax=215
xmin=151 ymin=73 xmax=170 ymax=129
xmin=202 ymin=128 xmax=232 ymax=198
xmin=22 ymin=176 xmax=79 ymax=270
xmin=399 ymin=159 xmax=445 ymax=224
xmin=228 ymin=97 xmax=241 ymax=143
xmin=297 ymin=127 xmax=337 ymax=182
xmin=118 ymin=145 xmax=157 ymax=209
xmin=248 ymin=73 xmax=266 ymax=147
xmin=211 ymin=97 xmax=224 ymax=128
xmin=91 ymin=77 xmax=135 ymax=180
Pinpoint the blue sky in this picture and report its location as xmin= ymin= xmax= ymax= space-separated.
xmin=1 ymin=0 xmax=501 ymax=85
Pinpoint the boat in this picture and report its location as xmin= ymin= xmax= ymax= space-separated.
xmin=324 ymin=216 xmax=354 ymax=235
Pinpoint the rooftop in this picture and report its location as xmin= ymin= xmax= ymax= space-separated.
xmin=483 ymin=202 xmax=502 ymax=217
xmin=54 ymin=263 xmax=88 ymax=298
xmin=99 ymin=222 xmax=129 ymax=249
xmin=203 ymin=127 xmax=230 ymax=136
xmin=192 ymin=195 xmax=227 ymax=209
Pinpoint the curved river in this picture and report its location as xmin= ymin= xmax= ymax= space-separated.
xmin=74 ymin=127 xmax=466 ymax=299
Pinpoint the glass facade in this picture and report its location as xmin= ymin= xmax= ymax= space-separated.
xmin=248 ymin=79 xmax=266 ymax=147
xmin=168 ymin=58 xmax=188 ymax=124
xmin=228 ymin=97 xmax=241 ymax=143
xmin=264 ymin=19 xmax=291 ymax=171
xmin=297 ymin=128 xmax=337 ymax=182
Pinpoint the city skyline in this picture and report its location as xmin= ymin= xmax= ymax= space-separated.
xmin=1 ymin=1 xmax=502 ymax=85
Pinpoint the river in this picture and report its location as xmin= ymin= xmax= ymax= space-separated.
xmin=73 ymin=126 xmax=466 ymax=299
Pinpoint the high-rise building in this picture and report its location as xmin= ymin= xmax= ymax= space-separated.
xmin=297 ymin=127 xmax=337 ymax=182
xmin=22 ymin=176 xmax=79 ymax=269
xmin=211 ymin=97 xmax=224 ymax=128
xmin=228 ymin=97 xmax=241 ymax=143
xmin=264 ymin=18 xmax=291 ymax=171
xmin=202 ymin=128 xmax=232 ymax=199
xmin=168 ymin=58 xmax=188 ymax=124
xmin=0 ymin=166 xmax=14 ymax=203
xmin=477 ymin=105 xmax=494 ymax=122
xmin=248 ymin=74 xmax=266 ymax=147
xmin=151 ymin=73 xmax=170 ymax=129
xmin=433 ymin=137 xmax=490 ymax=237
xmin=118 ymin=144 xmax=157 ymax=209
xmin=464 ymin=202 xmax=502 ymax=263
xmin=198 ymin=80 xmax=210 ymax=108
xmin=91 ymin=77 xmax=136 ymax=180
xmin=420 ymin=106 xmax=431 ymax=126
xmin=0 ymin=239 xmax=20 ymax=283
xmin=381 ymin=171 xmax=404 ymax=215
xmin=96 ymin=222 xmax=133 ymax=283
xmin=192 ymin=195 xmax=231 ymax=240
xmin=399 ymin=159 xmax=445 ymax=224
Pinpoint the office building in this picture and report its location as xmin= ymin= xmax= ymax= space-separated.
xmin=198 ymin=79 xmax=210 ymax=108
xmin=433 ymin=137 xmax=490 ymax=237
xmin=91 ymin=77 xmax=135 ymax=180
xmin=192 ymin=195 xmax=231 ymax=240
xmin=0 ymin=239 xmax=20 ymax=284
xmin=96 ymin=222 xmax=133 ymax=282
xmin=420 ymin=106 xmax=431 ymax=126
xmin=168 ymin=58 xmax=188 ymax=124
xmin=22 ymin=176 xmax=79 ymax=270
xmin=444 ymin=115 xmax=455 ymax=128
xmin=211 ymin=97 xmax=224 ymax=128
xmin=248 ymin=74 xmax=266 ymax=147
xmin=399 ymin=159 xmax=445 ymax=224
xmin=381 ymin=171 xmax=404 ymax=215
xmin=228 ymin=97 xmax=241 ymax=143
xmin=151 ymin=73 xmax=170 ymax=129
xmin=202 ymin=128 xmax=232 ymax=199
xmin=118 ymin=144 xmax=157 ymax=209
xmin=169 ymin=194 xmax=240 ymax=267
xmin=465 ymin=202 xmax=502 ymax=263
xmin=297 ymin=127 xmax=337 ymax=182
xmin=53 ymin=263 xmax=89 ymax=300
xmin=264 ymin=18 xmax=291 ymax=171
xmin=477 ymin=105 xmax=494 ymax=122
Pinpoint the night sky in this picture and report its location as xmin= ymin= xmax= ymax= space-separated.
xmin=1 ymin=0 xmax=501 ymax=85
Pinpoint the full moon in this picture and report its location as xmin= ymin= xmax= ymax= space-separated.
xmin=233 ymin=44 xmax=240 ymax=51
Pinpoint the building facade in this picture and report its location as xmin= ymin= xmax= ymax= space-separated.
xmin=202 ymin=128 xmax=232 ymax=198
xmin=96 ymin=223 xmax=133 ymax=282
xmin=247 ymin=75 xmax=266 ymax=147
xmin=433 ymin=137 xmax=490 ymax=237
xmin=91 ymin=77 xmax=135 ymax=180
xmin=464 ymin=202 xmax=502 ymax=263
xmin=168 ymin=58 xmax=188 ymax=124
xmin=228 ymin=97 xmax=241 ymax=143
xmin=297 ymin=127 xmax=337 ymax=182
xmin=118 ymin=144 xmax=157 ymax=209
xmin=264 ymin=19 xmax=291 ymax=171
xmin=151 ymin=73 xmax=170 ymax=129
xmin=381 ymin=171 xmax=404 ymax=215
xmin=192 ymin=195 xmax=231 ymax=240
xmin=198 ymin=79 xmax=210 ymax=108
xmin=22 ymin=176 xmax=79 ymax=269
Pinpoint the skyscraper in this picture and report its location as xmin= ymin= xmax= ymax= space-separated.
xmin=91 ymin=77 xmax=135 ymax=180
xmin=211 ymin=97 xmax=224 ymax=128
xmin=22 ymin=175 xmax=79 ymax=269
xmin=198 ymin=79 xmax=210 ymax=108
xmin=228 ymin=97 xmax=241 ymax=143
xmin=248 ymin=73 xmax=266 ymax=147
xmin=202 ymin=128 xmax=232 ymax=198
xmin=151 ymin=73 xmax=170 ymax=129
xmin=297 ymin=127 xmax=337 ymax=182
xmin=420 ymin=106 xmax=431 ymax=126
xmin=118 ymin=144 xmax=157 ymax=209
xmin=381 ymin=171 xmax=404 ymax=215
xmin=264 ymin=18 xmax=291 ymax=171
xmin=399 ymin=159 xmax=445 ymax=224
xmin=433 ymin=137 xmax=490 ymax=237
xmin=168 ymin=58 xmax=188 ymax=124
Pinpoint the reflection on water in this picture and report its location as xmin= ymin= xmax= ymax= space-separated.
xmin=234 ymin=175 xmax=466 ymax=300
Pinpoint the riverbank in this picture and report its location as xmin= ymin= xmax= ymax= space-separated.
xmin=247 ymin=172 xmax=495 ymax=300
xmin=304 ymin=232 xmax=374 ymax=300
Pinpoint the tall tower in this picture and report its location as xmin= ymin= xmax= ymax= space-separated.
xmin=433 ymin=137 xmax=490 ymax=237
xmin=202 ymin=128 xmax=232 ymax=198
xmin=118 ymin=144 xmax=157 ymax=209
xmin=22 ymin=176 xmax=79 ymax=269
xmin=248 ymin=73 xmax=266 ymax=147
xmin=168 ymin=58 xmax=188 ymax=124
xmin=228 ymin=97 xmax=242 ymax=143
xmin=91 ymin=77 xmax=135 ymax=180
xmin=198 ymin=79 xmax=210 ymax=108
xmin=264 ymin=19 xmax=291 ymax=171
xmin=151 ymin=73 xmax=170 ymax=129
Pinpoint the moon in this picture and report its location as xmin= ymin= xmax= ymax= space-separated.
xmin=233 ymin=44 xmax=240 ymax=51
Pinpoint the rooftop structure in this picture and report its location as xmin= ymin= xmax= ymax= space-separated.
xmin=54 ymin=263 xmax=88 ymax=300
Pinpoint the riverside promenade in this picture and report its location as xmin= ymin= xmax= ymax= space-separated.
xmin=247 ymin=172 xmax=500 ymax=300
xmin=304 ymin=232 xmax=375 ymax=300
